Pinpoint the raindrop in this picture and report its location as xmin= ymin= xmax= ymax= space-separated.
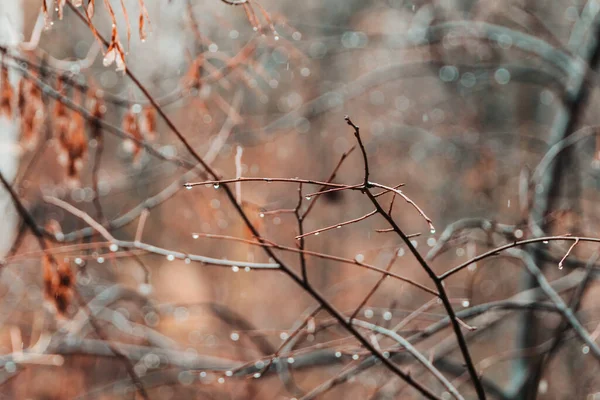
xmin=287 ymin=357 xmax=295 ymax=364
xmin=109 ymin=244 xmax=119 ymax=252
xmin=213 ymin=183 xmax=220 ymax=189
xmin=218 ymin=377 xmax=225 ymax=384
xmin=274 ymin=35 xmax=280 ymax=41
xmin=352 ymin=354 xmax=359 ymax=360
xmin=184 ymin=184 xmax=192 ymax=190
xmin=543 ymin=240 xmax=549 ymax=244
xmin=166 ymin=254 xmax=175 ymax=261
xmin=259 ymin=213 xmax=265 ymax=218
xmin=192 ymin=233 xmax=199 ymax=239
xmin=314 ymin=232 xmax=319 ymax=236
xmin=253 ymin=373 xmax=261 ymax=379
xmin=230 ymin=332 xmax=240 ymax=341
xmin=305 ymin=196 xmax=311 ymax=201
xmin=232 ymin=266 xmax=239 ymax=272
xmin=97 ymin=257 xmax=105 ymax=264
xmin=462 ymin=300 xmax=470 ymax=308
xmin=245 ymin=267 xmax=251 ymax=272
xmin=335 ymin=351 xmax=342 ymax=358
xmin=582 ymin=345 xmax=590 ymax=354
xmin=336 ymin=225 xmax=342 ymax=229
xmin=429 ymin=223 xmax=436 ymax=234
xmin=225 ymin=371 xmax=233 ymax=377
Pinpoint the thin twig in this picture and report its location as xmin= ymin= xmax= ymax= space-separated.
xmin=345 ymin=116 xmax=485 ymax=400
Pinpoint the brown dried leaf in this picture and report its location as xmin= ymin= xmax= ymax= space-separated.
xmin=54 ymin=86 xmax=87 ymax=185
xmin=138 ymin=0 xmax=151 ymax=40
xmin=122 ymin=106 xmax=142 ymax=161
xmin=139 ymin=106 xmax=156 ymax=141
xmin=102 ymin=46 xmax=117 ymax=67
xmin=19 ymin=78 xmax=45 ymax=150
xmin=0 ymin=64 xmax=14 ymax=118
xmin=87 ymin=0 xmax=95 ymax=18
xmin=88 ymin=93 xmax=105 ymax=140
xmin=42 ymin=0 xmax=52 ymax=28
xmin=57 ymin=0 xmax=66 ymax=20
xmin=139 ymin=12 xmax=146 ymax=42
xmin=42 ymin=254 xmax=74 ymax=316
xmin=119 ymin=0 xmax=131 ymax=52
xmin=114 ymin=42 xmax=126 ymax=72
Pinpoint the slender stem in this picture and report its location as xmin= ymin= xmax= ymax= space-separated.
xmin=345 ymin=116 xmax=486 ymax=400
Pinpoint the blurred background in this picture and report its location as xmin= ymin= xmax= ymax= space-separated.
xmin=1 ymin=0 xmax=600 ymax=398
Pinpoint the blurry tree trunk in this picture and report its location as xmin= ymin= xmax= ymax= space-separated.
xmin=0 ymin=1 xmax=22 ymax=256
xmin=516 ymin=5 xmax=600 ymax=398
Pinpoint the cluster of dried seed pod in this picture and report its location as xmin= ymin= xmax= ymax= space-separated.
xmin=42 ymin=221 xmax=75 ymax=315
xmin=3 ymin=58 xmax=161 ymax=184
xmin=2 ymin=62 xmax=45 ymax=150
xmin=18 ymin=78 xmax=45 ymax=150
xmin=122 ymin=105 xmax=156 ymax=163
xmin=87 ymin=93 xmax=106 ymax=141
xmin=54 ymin=79 xmax=88 ymax=186
xmin=43 ymin=254 xmax=75 ymax=315
xmin=0 ymin=63 xmax=13 ymax=118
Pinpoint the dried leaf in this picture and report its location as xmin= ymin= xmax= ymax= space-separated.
xmin=102 ymin=46 xmax=117 ymax=67
xmin=54 ymin=85 xmax=87 ymax=185
xmin=139 ymin=12 xmax=146 ymax=42
xmin=88 ymin=93 xmax=105 ymax=140
xmin=42 ymin=0 xmax=52 ymax=28
xmin=139 ymin=106 xmax=156 ymax=140
xmin=122 ymin=106 xmax=142 ymax=161
xmin=0 ymin=63 xmax=14 ymax=118
xmin=82 ymin=0 xmax=104 ymax=48
xmin=120 ymin=0 xmax=131 ymax=52
xmin=103 ymin=0 xmax=116 ymax=24
xmin=42 ymin=254 xmax=75 ymax=316
xmin=87 ymin=0 xmax=95 ymax=18
xmin=115 ymin=43 xmax=126 ymax=72
xmin=101 ymin=13 xmax=127 ymax=73
xmin=57 ymin=0 xmax=66 ymax=20
xmin=17 ymin=78 xmax=26 ymax=116
xmin=137 ymin=0 xmax=151 ymax=40
xmin=19 ymin=78 xmax=45 ymax=150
